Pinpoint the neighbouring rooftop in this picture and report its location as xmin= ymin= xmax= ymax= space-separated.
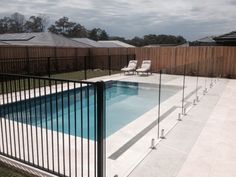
xmin=0 ymin=32 xmax=135 ymax=48
xmin=214 ymin=31 xmax=236 ymax=45
xmin=196 ymin=36 xmax=216 ymax=43
xmin=97 ymin=40 xmax=135 ymax=48
xmin=192 ymin=31 xmax=236 ymax=46
xmin=0 ymin=32 xmax=92 ymax=47
xmin=72 ymin=38 xmax=101 ymax=47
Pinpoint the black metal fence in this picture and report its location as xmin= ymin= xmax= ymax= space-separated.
xmin=0 ymin=54 xmax=136 ymax=79
xmin=0 ymin=73 xmax=106 ymax=177
xmin=0 ymin=55 xmax=224 ymax=177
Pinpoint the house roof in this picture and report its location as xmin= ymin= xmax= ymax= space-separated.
xmin=0 ymin=41 xmax=9 ymax=45
xmin=0 ymin=32 xmax=91 ymax=47
xmin=214 ymin=31 xmax=236 ymax=40
xmin=196 ymin=36 xmax=216 ymax=43
xmin=72 ymin=38 xmax=100 ymax=47
xmin=144 ymin=44 xmax=178 ymax=47
xmin=212 ymin=31 xmax=236 ymax=46
xmin=97 ymin=40 xmax=135 ymax=48
xmin=72 ymin=38 xmax=135 ymax=48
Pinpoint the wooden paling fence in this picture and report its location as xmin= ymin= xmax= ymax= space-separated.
xmin=134 ymin=46 xmax=236 ymax=78
xmin=0 ymin=45 xmax=236 ymax=78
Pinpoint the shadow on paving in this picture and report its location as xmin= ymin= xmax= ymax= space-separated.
xmin=0 ymin=160 xmax=37 ymax=177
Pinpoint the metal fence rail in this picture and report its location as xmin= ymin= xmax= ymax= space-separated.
xmin=0 ymin=54 xmax=135 ymax=79
xmin=0 ymin=73 xmax=106 ymax=177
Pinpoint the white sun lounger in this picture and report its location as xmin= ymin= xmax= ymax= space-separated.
xmin=136 ymin=60 xmax=152 ymax=75
xmin=121 ymin=60 xmax=137 ymax=74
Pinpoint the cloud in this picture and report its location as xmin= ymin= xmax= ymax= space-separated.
xmin=228 ymin=0 xmax=236 ymax=5
xmin=0 ymin=0 xmax=235 ymax=40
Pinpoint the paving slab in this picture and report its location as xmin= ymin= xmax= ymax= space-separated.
xmin=128 ymin=79 xmax=228 ymax=177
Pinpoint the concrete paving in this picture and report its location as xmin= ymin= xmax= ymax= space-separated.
xmin=1 ymin=73 xmax=232 ymax=177
xmin=128 ymin=79 xmax=236 ymax=177
xmin=176 ymin=80 xmax=236 ymax=177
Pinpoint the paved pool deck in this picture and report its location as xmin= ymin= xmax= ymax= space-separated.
xmin=89 ymin=73 xmax=220 ymax=177
xmin=128 ymin=78 xmax=236 ymax=177
xmin=1 ymin=73 xmax=234 ymax=177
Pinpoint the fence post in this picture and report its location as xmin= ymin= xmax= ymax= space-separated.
xmin=126 ymin=48 xmax=129 ymax=66
xmin=107 ymin=48 xmax=111 ymax=76
xmin=97 ymin=81 xmax=106 ymax=177
xmin=182 ymin=63 xmax=186 ymax=115
xmin=108 ymin=55 xmax=111 ymax=76
xmin=210 ymin=49 xmax=214 ymax=87
xmin=89 ymin=48 xmax=93 ymax=70
xmin=84 ymin=56 xmax=87 ymax=80
xmin=47 ymin=57 xmax=51 ymax=78
xmin=157 ymin=70 xmax=162 ymax=138
xmin=26 ymin=47 xmax=30 ymax=75
xmin=196 ymin=56 xmax=200 ymax=101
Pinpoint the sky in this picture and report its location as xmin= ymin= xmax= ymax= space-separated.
xmin=0 ymin=0 xmax=236 ymax=41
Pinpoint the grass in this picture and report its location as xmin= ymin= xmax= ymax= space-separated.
xmin=0 ymin=161 xmax=36 ymax=177
xmin=52 ymin=69 xmax=120 ymax=80
xmin=0 ymin=69 xmax=120 ymax=94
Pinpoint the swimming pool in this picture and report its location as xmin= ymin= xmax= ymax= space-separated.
xmin=1 ymin=81 xmax=181 ymax=140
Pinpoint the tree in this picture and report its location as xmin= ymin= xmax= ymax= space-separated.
xmin=127 ymin=34 xmax=187 ymax=46
xmin=89 ymin=28 xmax=109 ymax=41
xmin=0 ymin=17 xmax=10 ymax=34
xmin=128 ymin=37 xmax=145 ymax=47
xmin=0 ymin=13 xmax=25 ymax=33
xmin=100 ymin=30 xmax=109 ymax=40
xmin=143 ymin=34 xmax=158 ymax=45
xmin=57 ymin=17 xmax=74 ymax=35
xmin=24 ymin=16 xmax=45 ymax=32
xmin=176 ymin=36 xmax=186 ymax=44
xmin=38 ymin=14 xmax=49 ymax=31
xmin=48 ymin=25 xmax=58 ymax=34
xmin=109 ymin=36 xmax=126 ymax=42
xmin=48 ymin=17 xmax=84 ymax=37
xmin=67 ymin=24 xmax=88 ymax=38
xmin=89 ymin=28 xmax=99 ymax=41
xmin=10 ymin=12 xmax=25 ymax=33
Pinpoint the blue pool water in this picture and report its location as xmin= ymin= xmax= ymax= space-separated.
xmin=2 ymin=81 xmax=181 ymax=140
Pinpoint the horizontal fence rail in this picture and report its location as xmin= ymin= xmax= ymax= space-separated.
xmin=0 ymin=73 xmax=106 ymax=177
xmin=0 ymin=54 xmax=136 ymax=79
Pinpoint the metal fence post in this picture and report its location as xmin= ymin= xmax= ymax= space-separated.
xmin=157 ymin=70 xmax=162 ymax=138
xmin=25 ymin=47 xmax=30 ymax=75
xmin=84 ymin=56 xmax=87 ymax=80
xmin=108 ymin=55 xmax=111 ymax=76
xmin=126 ymin=48 xmax=129 ymax=66
xmin=47 ymin=57 xmax=51 ymax=78
xmin=196 ymin=57 xmax=200 ymax=101
xmin=107 ymin=48 xmax=111 ymax=76
xmin=182 ymin=64 xmax=186 ymax=115
xmin=204 ymin=49 xmax=208 ymax=93
xmin=89 ymin=48 xmax=93 ymax=70
xmin=97 ymin=81 xmax=106 ymax=177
